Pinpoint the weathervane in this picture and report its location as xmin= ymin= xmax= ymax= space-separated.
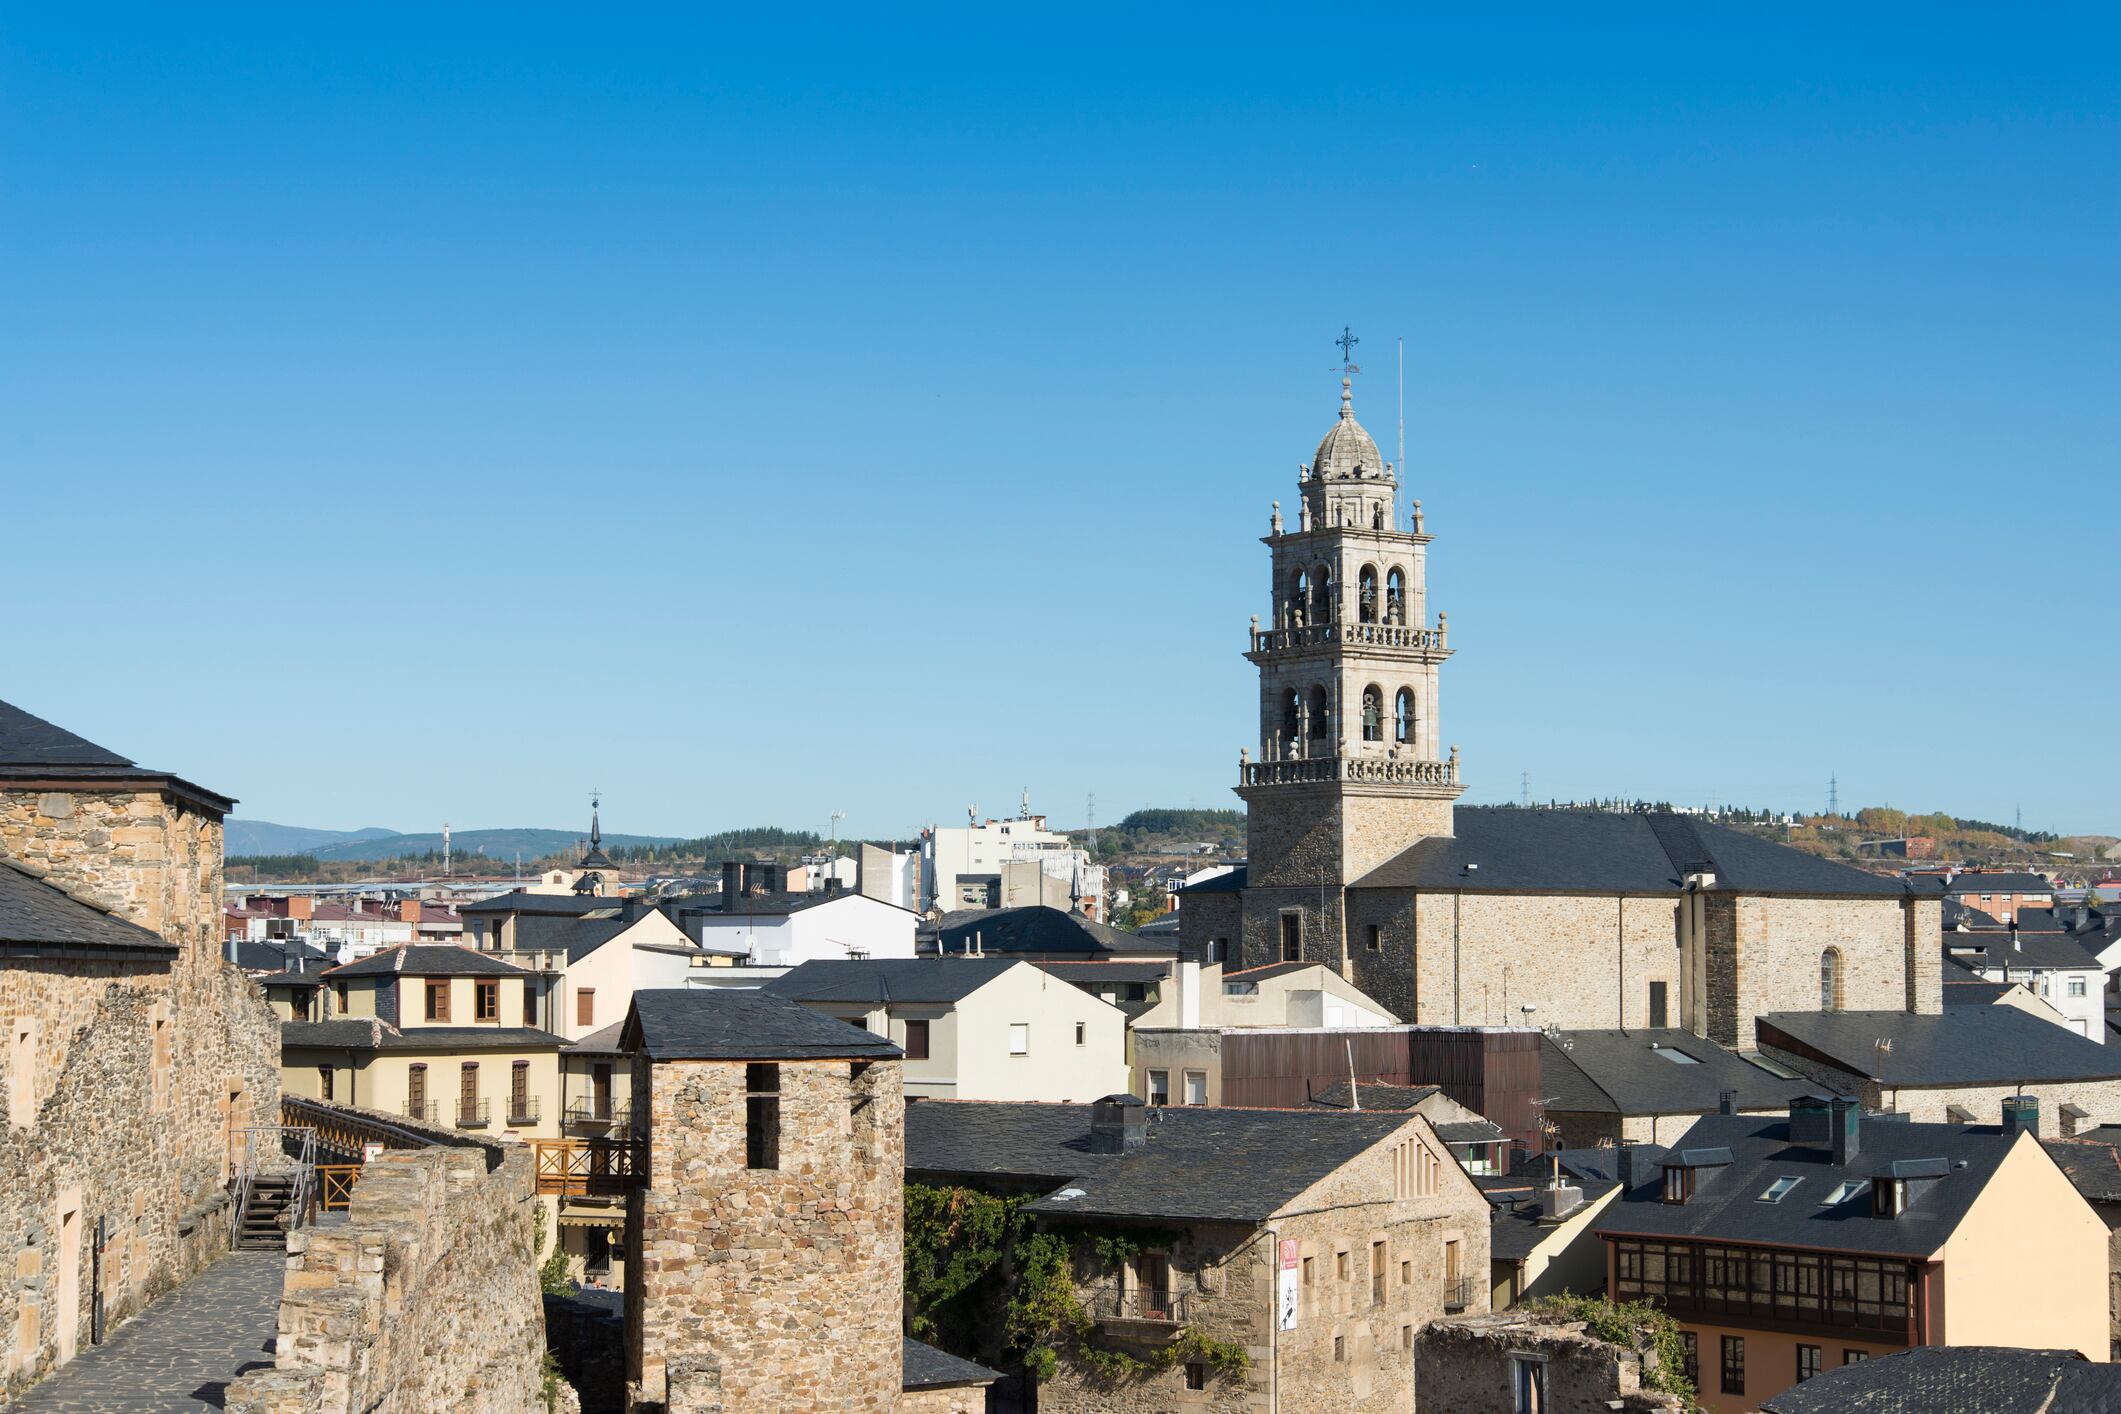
xmin=1333 ymin=326 xmax=1362 ymax=379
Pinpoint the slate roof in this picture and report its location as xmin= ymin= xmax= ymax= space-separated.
xmin=624 ymin=988 xmax=902 ymax=1062
xmin=1593 ymin=1113 xmax=2029 ymax=1257
xmin=1759 ymin=1008 xmax=2121 ymax=1087
xmin=764 ymin=957 xmax=1022 ymax=1005
xmin=905 ymin=1100 xmax=1423 ymax=1223
xmin=1309 ymin=1081 xmax=1443 ymax=1111
xmin=233 ymin=938 xmax=330 ymax=972
xmin=281 ymin=1020 xmax=567 ymax=1052
xmin=1032 ymin=960 xmax=1175 ymax=984
xmin=1223 ymin=961 xmax=1318 ymax=982
xmin=459 ymin=891 xmax=636 ymax=918
xmin=327 ymin=944 xmax=532 ymax=978
xmin=2042 ymin=1138 xmax=2121 ymax=1205
xmin=1541 ymin=1029 xmax=1834 ymax=1116
xmin=1941 ymin=899 xmax=2003 ymax=930
xmin=900 ymin=1337 xmax=1000 ymax=1391
xmin=1355 ymin=807 xmax=1906 ymax=897
xmin=936 ymin=907 xmax=1174 ymax=959
xmin=1945 ymin=872 xmax=2053 ymax=895
xmin=565 ymin=1021 xmax=629 ymax=1055
xmin=1945 ymin=933 xmax=2103 ymax=972
xmin=0 ymin=859 xmax=176 ymax=958
xmin=0 ymin=699 xmax=133 ymax=766
xmin=1181 ymin=867 xmax=1246 ymax=894
xmin=1435 ymin=1120 xmax=1508 ymax=1146
xmin=1758 ymin=1345 xmax=2121 ymax=1413
xmin=1479 ymin=1169 xmax=1624 ymax=1262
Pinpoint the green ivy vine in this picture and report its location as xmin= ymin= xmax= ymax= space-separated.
xmin=1523 ymin=1294 xmax=1698 ymax=1409
xmin=904 ymin=1183 xmax=1251 ymax=1387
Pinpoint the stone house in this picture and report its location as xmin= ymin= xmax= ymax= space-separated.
xmin=1184 ymin=374 xmax=1945 ymax=1056
xmin=1594 ymin=1098 xmax=2108 ymax=1414
xmin=1755 ymin=1005 xmax=2121 ymax=1137
xmin=620 ymin=987 xmax=907 ymax=1413
xmin=0 ymin=698 xmax=280 ymax=1399
xmin=906 ymin=1095 xmax=1491 ymax=1411
xmin=1415 ymin=1308 xmax=1688 ymax=1412
xmin=763 ymin=956 xmax=1133 ymax=1103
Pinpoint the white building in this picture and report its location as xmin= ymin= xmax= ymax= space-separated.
xmin=1946 ymin=928 xmax=2105 ymax=1040
xmin=922 ymin=801 xmax=1106 ymax=920
xmin=664 ymin=889 xmax=917 ymax=967
xmin=763 ymin=957 xmax=1130 ymax=1102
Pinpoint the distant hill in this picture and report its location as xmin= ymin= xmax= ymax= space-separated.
xmin=224 ymin=820 xmax=401 ymax=856
xmin=225 ymin=821 xmax=684 ymax=863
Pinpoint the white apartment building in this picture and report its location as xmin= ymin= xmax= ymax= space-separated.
xmin=922 ymin=803 xmax=1106 ymax=920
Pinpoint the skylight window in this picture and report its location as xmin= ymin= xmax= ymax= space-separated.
xmin=1757 ymin=1177 xmax=1800 ymax=1203
xmin=1650 ymin=1045 xmax=1701 ymax=1065
xmin=1822 ymin=1179 xmax=1869 ymax=1206
xmin=582 ymin=908 xmax=621 ymax=920
xmin=1740 ymin=1052 xmax=1800 ymax=1080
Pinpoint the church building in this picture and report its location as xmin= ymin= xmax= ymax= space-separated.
xmin=1182 ymin=355 xmax=1941 ymax=1052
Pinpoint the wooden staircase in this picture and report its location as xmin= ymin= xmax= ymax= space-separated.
xmin=235 ymin=1174 xmax=296 ymax=1251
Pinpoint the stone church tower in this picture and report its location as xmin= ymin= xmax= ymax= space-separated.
xmin=1233 ymin=363 xmax=1464 ymax=965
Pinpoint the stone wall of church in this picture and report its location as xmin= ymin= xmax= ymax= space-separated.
xmin=1238 ymin=887 xmax=1345 ymax=976
xmin=0 ymin=787 xmax=280 ymax=1401
xmin=1341 ymin=793 xmax=1456 ymax=886
xmin=1716 ymin=895 xmax=1923 ymax=1049
xmin=1178 ymin=892 xmax=1243 ymax=967
xmin=1242 ymin=788 xmax=1342 ymax=891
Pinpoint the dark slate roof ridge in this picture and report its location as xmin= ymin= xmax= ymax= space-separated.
xmin=0 ymin=857 xmax=177 ymax=954
xmin=763 ymin=956 xmax=1024 ymax=1005
xmin=0 ymin=699 xmax=134 ymax=766
xmin=626 ymin=988 xmax=903 ymax=1061
xmin=1759 ymin=1008 xmax=2121 ymax=1087
xmin=325 ymin=943 xmax=531 ymax=977
xmin=1756 ymin=1343 xmax=2110 ymax=1414
xmin=900 ymin=1337 xmax=1000 ymax=1391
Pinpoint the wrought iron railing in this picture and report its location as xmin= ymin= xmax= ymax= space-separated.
xmin=1443 ymin=1275 xmax=1473 ymax=1313
xmin=565 ymin=1098 xmax=629 ymax=1127
xmin=508 ymin=1095 xmax=541 ymax=1124
xmin=458 ymin=1097 xmax=490 ymax=1127
xmin=1089 ymin=1286 xmax=1187 ymax=1325
xmin=403 ymin=1101 xmax=436 ymax=1123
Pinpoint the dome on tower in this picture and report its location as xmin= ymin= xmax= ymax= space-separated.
xmin=1312 ymin=378 xmax=1387 ymax=480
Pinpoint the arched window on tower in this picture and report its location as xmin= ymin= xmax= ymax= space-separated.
xmin=1386 ymin=568 xmax=1406 ymax=625
xmin=1361 ymin=686 xmax=1383 ymax=742
xmin=1307 ymin=684 xmax=1329 ymax=743
xmin=1395 ymin=688 xmax=1416 ymax=744
xmin=1289 ymin=570 xmax=1309 ymax=629
xmin=1313 ymin=565 xmax=1334 ymax=624
xmin=1372 ymin=503 xmax=1384 ymax=530
xmin=1820 ymin=948 xmax=1844 ymax=1012
xmin=1358 ymin=566 xmax=1379 ymax=624
xmin=1279 ymin=689 xmax=1300 ymax=754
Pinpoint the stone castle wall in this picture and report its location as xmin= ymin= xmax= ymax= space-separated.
xmin=226 ymin=1142 xmax=544 ymax=1414
xmin=627 ymin=1054 xmax=903 ymax=1413
xmin=897 ymin=1386 xmax=987 ymax=1414
xmin=0 ymin=786 xmax=280 ymax=1399
xmin=1415 ymin=1311 xmax=1687 ymax=1413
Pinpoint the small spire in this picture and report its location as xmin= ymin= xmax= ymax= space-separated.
xmin=590 ymin=794 xmax=602 ymax=851
xmin=1340 ymin=376 xmax=1354 ymax=420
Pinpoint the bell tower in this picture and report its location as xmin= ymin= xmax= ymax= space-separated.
xmin=1233 ymin=338 xmax=1463 ymax=961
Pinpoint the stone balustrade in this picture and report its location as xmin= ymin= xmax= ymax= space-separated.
xmin=1241 ymin=752 xmax=1459 ymax=788
xmin=1250 ymin=621 xmax=1446 ymax=654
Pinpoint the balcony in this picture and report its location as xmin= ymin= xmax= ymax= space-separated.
xmin=565 ymin=1098 xmax=630 ymax=1128
xmin=1442 ymin=1275 xmax=1473 ymax=1313
xmin=457 ymin=1097 xmax=490 ymax=1128
xmin=534 ymin=1138 xmax=644 ymax=1197
xmin=1250 ymin=621 xmax=1447 ymax=656
xmin=1241 ymin=750 xmax=1459 ymax=790
xmin=402 ymin=1101 xmax=437 ymax=1123
xmin=1088 ymin=1285 xmax=1188 ymax=1330
xmin=507 ymin=1096 xmax=541 ymax=1125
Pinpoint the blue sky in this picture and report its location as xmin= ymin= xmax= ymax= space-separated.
xmin=5 ymin=8 xmax=2115 ymax=840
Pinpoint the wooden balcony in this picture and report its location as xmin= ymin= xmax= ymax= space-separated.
xmin=534 ymin=1138 xmax=644 ymax=1198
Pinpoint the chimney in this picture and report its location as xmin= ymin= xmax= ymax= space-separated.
xmin=1718 ymin=1089 xmax=1738 ymax=1116
xmin=1789 ymin=1095 xmax=1833 ymax=1146
xmin=824 ymin=877 xmax=843 ymax=897
xmin=1616 ymin=1143 xmax=1662 ymax=1190
xmin=1540 ymin=1181 xmax=1584 ymax=1222
xmin=2011 ymin=920 xmax=2022 ymax=953
xmin=1088 ymin=1094 xmax=1148 ymax=1154
xmin=1830 ymin=1096 xmax=1861 ymax=1165
xmin=720 ymin=861 xmax=744 ymax=901
xmin=2001 ymin=1095 xmax=2040 ymax=1138
xmin=225 ymin=934 xmax=240 ymax=966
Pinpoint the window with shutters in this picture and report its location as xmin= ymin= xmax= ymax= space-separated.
xmin=904 ymin=1020 xmax=930 ymax=1059
xmin=475 ymin=979 xmax=500 ymax=1022
xmin=426 ymin=980 xmax=450 ymax=1022
xmin=577 ymin=988 xmax=595 ymax=1028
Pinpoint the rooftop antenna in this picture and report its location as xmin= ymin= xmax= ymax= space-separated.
xmin=1020 ymin=786 xmax=1031 ymax=820
xmin=443 ymin=821 xmax=451 ymax=880
xmin=829 ymin=809 xmax=846 ymax=858
xmin=1086 ymin=792 xmax=1097 ymax=856
xmin=1522 ymin=771 xmax=1531 ymax=808
xmin=967 ymin=803 xmax=978 ymax=827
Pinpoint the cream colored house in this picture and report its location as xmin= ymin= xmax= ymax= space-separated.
xmin=763 ymin=957 xmax=1130 ymax=1102
xmin=458 ymin=890 xmax=713 ymax=1040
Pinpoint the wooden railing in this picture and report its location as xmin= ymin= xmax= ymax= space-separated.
xmin=316 ymin=1164 xmax=361 ymax=1211
xmin=534 ymin=1139 xmax=644 ymax=1198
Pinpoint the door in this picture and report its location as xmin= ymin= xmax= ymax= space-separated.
xmin=407 ymin=1065 xmax=427 ymax=1121
xmin=1139 ymin=1253 xmax=1172 ymax=1318
xmin=592 ymin=1064 xmax=612 ymax=1121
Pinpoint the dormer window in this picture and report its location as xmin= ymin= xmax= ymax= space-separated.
xmin=1663 ymin=1167 xmax=1695 ymax=1204
xmin=1873 ymin=1179 xmax=1907 ymax=1218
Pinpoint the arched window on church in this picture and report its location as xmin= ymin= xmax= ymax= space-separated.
xmin=1279 ymin=689 xmax=1300 ymax=752
xmin=1395 ymin=688 xmax=1416 ymax=744
xmin=1313 ymin=565 xmax=1334 ymax=624
xmin=1361 ymin=686 xmax=1383 ymax=742
xmin=1307 ymin=684 xmax=1329 ymax=743
xmin=1289 ymin=569 xmax=1309 ymax=629
xmin=1820 ymin=948 xmax=1844 ymax=1012
xmin=1386 ymin=568 xmax=1406 ymax=625
xmin=1358 ymin=566 xmax=1379 ymax=624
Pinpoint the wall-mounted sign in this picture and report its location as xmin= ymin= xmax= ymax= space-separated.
xmin=1277 ymin=1238 xmax=1300 ymax=1331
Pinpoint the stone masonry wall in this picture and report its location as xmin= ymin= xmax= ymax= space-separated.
xmin=1414 ymin=1311 xmax=1687 ymax=1413
xmin=225 ymin=1142 xmax=544 ymax=1414
xmin=0 ymin=786 xmax=280 ymax=1400
xmin=1178 ymin=892 xmax=1243 ymax=968
xmin=1719 ymin=895 xmax=1921 ymax=1049
xmin=897 ymin=1387 xmax=986 ymax=1414
xmin=627 ymin=1055 xmax=903 ymax=1413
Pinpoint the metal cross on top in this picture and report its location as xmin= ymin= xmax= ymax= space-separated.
xmin=1333 ymin=325 xmax=1361 ymax=378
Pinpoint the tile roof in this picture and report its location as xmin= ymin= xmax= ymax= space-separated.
xmin=764 ymin=957 xmax=1023 ymax=1005
xmin=326 ymin=944 xmax=531 ymax=978
xmin=935 ymin=906 xmax=1174 ymax=959
xmin=624 ymin=988 xmax=902 ymax=1062
xmin=0 ymin=699 xmax=133 ymax=767
xmin=1541 ymin=1029 xmax=1834 ymax=1117
xmin=1759 ymin=1345 xmax=2119 ymax=1413
xmin=0 ymin=859 xmax=175 ymax=957
xmin=900 ymin=1338 xmax=1000 ymax=1391
xmin=1759 ymin=1008 xmax=2121 ymax=1087
xmin=1355 ymin=808 xmax=1907 ymax=897
xmin=1594 ymin=1113 xmax=2029 ymax=1257
xmin=905 ymin=1100 xmax=1423 ymax=1223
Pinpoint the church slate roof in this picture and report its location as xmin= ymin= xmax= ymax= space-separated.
xmin=905 ymin=1099 xmax=1422 ymax=1224
xmin=624 ymin=988 xmax=902 ymax=1062
xmin=1758 ymin=1345 xmax=2120 ymax=1413
xmin=1759 ymin=1007 xmax=2121 ymax=1087
xmin=1353 ymin=808 xmax=1907 ymax=897
xmin=1593 ymin=1113 xmax=2023 ymax=1257
xmin=0 ymin=858 xmax=175 ymax=958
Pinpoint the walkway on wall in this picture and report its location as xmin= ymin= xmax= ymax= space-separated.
xmin=8 ymin=1251 xmax=284 ymax=1412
